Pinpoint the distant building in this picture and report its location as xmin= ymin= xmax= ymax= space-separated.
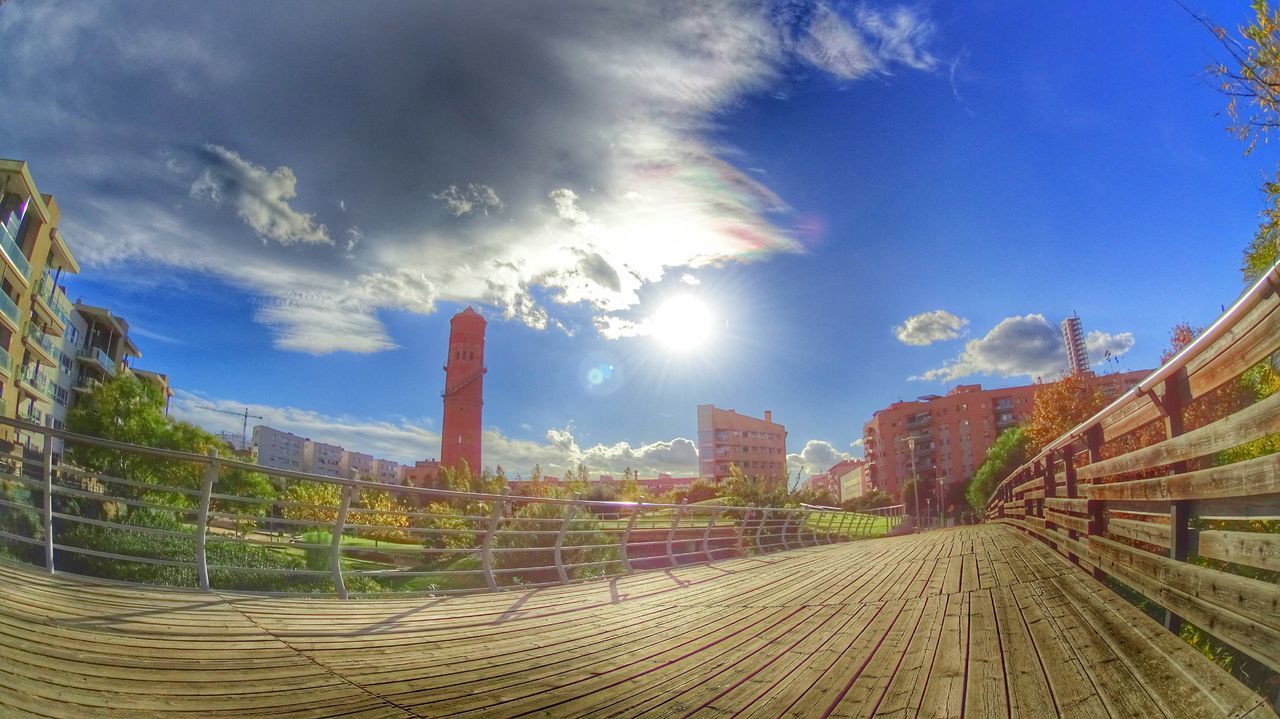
xmin=825 ymin=458 xmax=866 ymax=501
xmin=862 ymin=371 xmax=1149 ymax=501
xmin=441 ymin=307 xmax=486 ymax=472
xmin=340 ymin=450 xmax=375 ymax=480
xmin=801 ymin=473 xmax=840 ymax=498
xmin=402 ymin=459 xmax=441 ymax=488
xmin=372 ymin=458 xmax=401 ymax=484
xmin=636 ymin=473 xmax=697 ymax=495
xmin=302 ymin=439 xmax=344 ymax=478
xmin=696 ymin=404 xmax=787 ymax=486
xmin=251 ymin=426 xmax=305 ymax=472
xmin=1062 ymin=315 xmax=1090 ymax=376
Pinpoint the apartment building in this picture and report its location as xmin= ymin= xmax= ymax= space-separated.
xmin=0 ymin=160 xmax=81 ymax=450
xmin=696 ymin=404 xmax=788 ymax=486
xmin=373 ymin=458 xmax=402 ymax=484
xmin=402 ymin=459 xmax=440 ymax=488
xmin=340 ymin=451 xmax=375 ymax=480
xmin=252 ymin=426 xmax=305 ymax=472
xmin=302 ymin=439 xmax=344 ymax=478
xmin=861 ymin=370 xmax=1149 ymax=500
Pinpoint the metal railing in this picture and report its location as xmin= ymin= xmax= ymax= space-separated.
xmin=18 ymin=364 xmax=55 ymax=402
xmin=0 ymin=419 xmax=889 ymax=598
xmin=33 ymin=271 xmax=71 ymax=327
xmin=0 ymin=215 xmax=30 ymax=280
xmin=77 ymin=347 xmax=116 ymax=376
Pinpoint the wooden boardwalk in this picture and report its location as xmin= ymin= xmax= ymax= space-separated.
xmin=0 ymin=524 xmax=1271 ymax=718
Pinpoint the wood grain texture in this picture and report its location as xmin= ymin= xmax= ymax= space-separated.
xmin=0 ymin=524 xmax=1270 ymax=718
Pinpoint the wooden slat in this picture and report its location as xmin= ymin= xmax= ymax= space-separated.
xmin=1079 ymin=391 xmax=1280 ymax=481
xmin=1107 ymin=518 xmax=1172 ymax=548
xmin=1085 ymin=452 xmax=1280 ymax=502
xmin=1090 ymin=536 xmax=1280 ymax=672
xmin=1044 ymin=509 xmax=1089 ymax=535
xmin=1199 ymin=529 xmax=1280 ymax=572
xmin=1044 ymin=497 xmax=1088 ymax=514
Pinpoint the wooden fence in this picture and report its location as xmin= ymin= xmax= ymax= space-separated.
xmin=986 ymin=262 xmax=1280 ymax=681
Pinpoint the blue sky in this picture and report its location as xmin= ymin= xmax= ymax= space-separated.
xmin=0 ymin=0 xmax=1267 ymax=479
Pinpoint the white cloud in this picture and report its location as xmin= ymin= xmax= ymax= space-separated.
xmin=679 ymin=273 xmax=700 ymax=285
xmin=912 ymin=314 xmax=1137 ymax=382
xmin=548 ymin=188 xmax=591 ymax=225
xmin=171 ymin=390 xmax=698 ymax=476
xmin=1085 ymin=330 xmax=1135 ymax=363
xmin=786 ymin=439 xmax=852 ymax=479
xmin=433 ymin=183 xmax=504 ymax=217
xmin=189 ymin=144 xmax=330 ymax=245
xmin=893 ymin=309 xmax=968 ymax=346
xmin=912 ymin=314 xmax=1066 ymax=382
xmin=8 ymin=1 xmax=938 ymax=354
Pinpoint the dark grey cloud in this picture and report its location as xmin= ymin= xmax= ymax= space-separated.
xmin=0 ymin=0 xmax=939 ymax=353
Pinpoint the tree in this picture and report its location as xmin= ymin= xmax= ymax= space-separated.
xmin=966 ymin=427 xmax=1029 ymax=513
xmin=619 ymin=467 xmax=640 ymax=501
xmin=1199 ymin=2 xmax=1280 ymax=281
xmin=1025 ymin=373 xmax=1108 ymax=453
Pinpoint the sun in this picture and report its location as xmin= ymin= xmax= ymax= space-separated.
xmin=651 ymin=295 xmax=713 ymax=351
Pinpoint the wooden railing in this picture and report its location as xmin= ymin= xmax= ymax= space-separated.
xmin=985 ymin=261 xmax=1280 ymax=682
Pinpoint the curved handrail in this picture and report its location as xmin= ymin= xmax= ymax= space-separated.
xmin=0 ymin=418 xmax=883 ymax=597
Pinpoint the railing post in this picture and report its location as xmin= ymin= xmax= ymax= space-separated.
xmin=481 ymin=492 xmax=506 ymax=592
xmin=754 ymin=508 xmax=770 ymax=553
xmin=554 ymin=493 xmax=579 ymax=585
xmin=701 ymin=505 xmax=717 ymax=562
xmin=1084 ymin=424 xmax=1107 ymax=582
xmin=666 ymin=499 xmax=686 ymax=567
xmin=330 ymin=483 xmax=355 ymax=600
xmin=195 ymin=448 xmax=218 ymax=591
xmin=620 ymin=498 xmax=643 ymax=574
xmin=41 ymin=417 xmax=54 ymax=574
xmin=1158 ymin=372 xmax=1191 ymax=634
xmin=807 ymin=510 xmax=819 ymax=546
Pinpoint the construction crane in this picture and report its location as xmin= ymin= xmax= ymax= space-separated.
xmin=194 ymin=406 xmax=263 ymax=452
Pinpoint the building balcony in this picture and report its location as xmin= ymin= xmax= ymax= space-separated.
xmin=0 ymin=216 xmax=31 ymax=284
xmin=71 ymin=376 xmax=102 ymax=394
xmin=32 ymin=271 xmax=71 ymax=334
xmin=19 ymin=403 xmax=44 ymax=426
xmin=18 ymin=365 xmax=55 ymax=403
xmin=76 ymin=346 xmax=116 ymax=377
xmin=0 ymin=343 xmax=11 ymax=378
xmin=23 ymin=324 xmax=59 ymax=366
xmin=0 ymin=291 xmax=20 ymax=332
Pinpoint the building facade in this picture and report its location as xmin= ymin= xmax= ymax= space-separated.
xmin=696 ymin=404 xmax=787 ymax=486
xmin=402 ymin=459 xmax=440 ymax=488
xmin=1062 ymin=315 xmax=1089 ymax=376
xmin=251 ymin=426 xmax=305 ymax=472
xmin=440 ymin=307 xmax=485 ymax=472
xmin=861 ymin=371 xmax=1149 ymax=500
xmin=302 ymin=439 xmax=344 ymax=478
xmin=0 ymin=159 xmax=81 ymax=451
xmin=340 ymin=450 xmax=375 ymax=480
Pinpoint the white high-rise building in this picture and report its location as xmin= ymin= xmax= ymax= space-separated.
xmin=1061 ymin=314 xmax=1090 ymax=376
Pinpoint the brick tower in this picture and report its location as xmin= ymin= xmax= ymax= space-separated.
xmin=440 ymin=307 xmax=486 ymax=473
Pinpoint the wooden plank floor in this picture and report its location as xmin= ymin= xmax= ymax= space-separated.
xmin=0 ymin=524 xmax=1272 ymax=718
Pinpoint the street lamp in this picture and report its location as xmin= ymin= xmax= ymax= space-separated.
xmin=901 ymin=435 xmax=922 ymax=533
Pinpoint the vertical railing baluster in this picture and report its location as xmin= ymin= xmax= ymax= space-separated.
xmin=780 ymin=510 xmax=794 ymax=550
xmin=41 ymin=418 xmax=54 ymax=574
xmin=620 ymin=498 xmax=642 ymax=574
xmin=481 ymin=493 xmax=506 ymax=592
xmin=755 ymin=508 xmax=770 ymax=553
xmin=554 ymin=494 xmax=579 ymax=585
xmin=1084 ymin=424 xmax=1107 ymax=583
xmin=666 ymin=499 xmax=686 ymax=567
xmin=330 ymin=484 xmax=355 ymax=600
xmin=701 ymin=505 xmax=717 ymax=562
xmin=195 ymin=448 xmax=218 ymax=591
